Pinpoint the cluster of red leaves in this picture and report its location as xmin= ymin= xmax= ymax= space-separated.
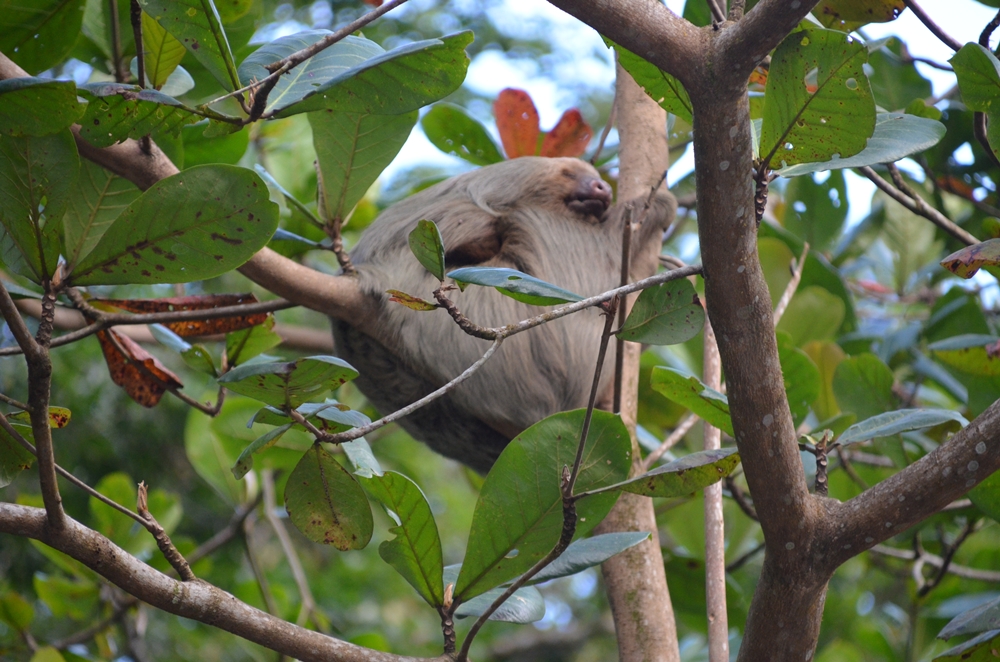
xmin=493 ymin=88 xmax=593 ymax=159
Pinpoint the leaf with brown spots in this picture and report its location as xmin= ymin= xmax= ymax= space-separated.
xmin=95 ymin=293 xmax=269 ymax=336
xmin=139 ymin=0 xmax=240 ymax=91
xmin=68 ymin=165 xmax=278 ymax=286
xmin=8 ymin=407 xmax=72 ymax=429
xmin=940 ymin=239 xmax=1000 ymax=279
xmin=96 ymin=328 xmax=183 ymax=407
xmin=494 ymin=88 xmax=540 ymax=158
xmin=617 ymin=448 xmax=741 ymax=498
xmin=387 ymin=290 xmax=438 ymax=311
xmin=217 ymin=355 xmax=359 ymax=408
xmin=539 ymin=109 xmax=592 ymax=158
xmin=813 ymin=0 xmax=904 ymax=32
xmin=284 ymin=445 xmax=373 ymax=550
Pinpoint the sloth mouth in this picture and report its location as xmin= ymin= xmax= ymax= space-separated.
xmin=566 ymin=182 xmax=612 ymax=217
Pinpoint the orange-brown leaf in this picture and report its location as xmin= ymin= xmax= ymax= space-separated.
xmin=94 ymin=293 xmax=269 ymax=337
xmin=940 ymin=239 xmax=1000 ymax=279
xmin=387 ymin=290 xmax=439 ymax=311
xmin=749 ymin=65 xmax=768 ymax=88
xmin=539 ymin=109 xmax=592 ymax=158
xmin=96 ymin=329 xmax=183 ymax=407
xmin=494 ymin=88 xmax=540 ymax=159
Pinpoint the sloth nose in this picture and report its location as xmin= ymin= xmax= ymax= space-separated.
xmin=568 ymin=177 xmax=612 ymax=217
xmin=588 ymin=178 xmax=612 ymax=207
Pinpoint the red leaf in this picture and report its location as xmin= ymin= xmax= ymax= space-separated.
xmin=539 ymin=109 xmax=592 ymax=158
xmin=96 ymin=329 xmax=183 ymax=407
xmin=494 ymin=88 xmax=540 ymax=158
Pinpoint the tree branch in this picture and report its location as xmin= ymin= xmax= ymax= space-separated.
xmin=716 ymin=0 xmax=822 ymax=83
xmin=0 ymin=503 xmax=442 ymax=662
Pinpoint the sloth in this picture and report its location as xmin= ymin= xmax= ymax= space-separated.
xmin=330 ymin=157 xmax=675 ymax=472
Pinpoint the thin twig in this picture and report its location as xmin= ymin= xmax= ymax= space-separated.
xmin=903 ymin=0 xmax=963 ymax=51
xmin=835 ymin=447 xmax=869 ymax=489
xmin=107 ymin=0 xmax=125 ymax=82
xmin=591 ymin=94 xmax=618 ymax=166
xmin=726 ymin=541 xmax=764 ymax=573
xmin=0 ymin=279 xmax=40 ymax=357
xmin=613 ymin=205 xmax=634 ymax=413
xmin=724 ymin=475 xmax=758 ymax=521
xmin=858 ymin=166 xmax=978 ymax=246
xmin=772 ymin=243 xmax=808 ymax=326
xmin=917 ymin=519 xmax=979 ymax=597
xmin=262 ymin=469 xmax=320 ymax=629
xmin=138 ymin=481 xmax=195 ymax=581
xmin=706 ymin=0 xmax=726 ymax=24
xmin=0 ymin=392 xmax=29 ymax=411
xmin=187 ymin=494 xmax=263 ymax=566
xmin=870 ymin=541 xmax=1000 ymax=582
xmin=981 ymin=8 xmax=1000 ymax=49
xmin=169 ymin=386 xmax=224 ymax=416
xmin=242 ymin=513 xmax=280 ymax=616
xmin=643 ymin=413 xmax=698 ymax=470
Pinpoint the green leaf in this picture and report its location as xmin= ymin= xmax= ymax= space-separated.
xmin=615 ymin=448 xmax=741 ymax=498
xmin=270 ymin=32 xmax=473 ymax=118
xmin=951 ymin=43 xmax=1000 ymax=114
xmin=141 ymin=10 xmax=187 ymax=89
xmin=618 ymin=279 xmax=704 ymax=345
xmin=935 ymin=629 xmax=1000 ymax=661
xmin=803 ymin=340 xmax=846 ymax=421
xmin=929 ymin=335 xmax=1000 ymax=377
xmin=239 ymin=31 xmax=382 ymax=114
xmin=78 ymin=83 xmax=201 ymax=148
xmin=776 ymin=286 xmax=845 ymax=346
xmin=360 ymin=471 xmax=444 ymax=607
xmin=69 ymin=164 xmax=278 ymax=286
xmin=0 ymin=78 xmax=84 ymax=137
xmin=284 ymin=445 xmax=373 ymax=550
xmin=408 ymin=220 xmax=446 ymax=281
xmin=421 ymin=103 xmax=504 ymax=166
xmin=832 ymin=353 xmax=895 ymax=421
xmin=650 ymin=367 xmax=734 ymax=436
xmin=443 ymin=565 xmax=545 ymax=623
xmin=970 ymin=470 xmax=1000 ymax=523
xmin=813 ymin=0 xmax=904 ymax=31
xmin=0 ymin=422 xmax=34 ymax=488
xmin=760 ymin=28 xmax=876 ymax=170
xmin=341 ymin=437 xmax=382 ymax=478
xmin=226 ymin=316 xmax=281 ymax=365
xmin=777 ymin=331 xmax=821 ymax=424
xmin=777 ymin=112 xmax=946 ymax=177
xmin=938 ymin=595 xmax=1000 ymax=640
xmin=0 ymin=590 xmax=34 ymax=630
xmin=609 ymin=40 xmax=692 ymax=122
xmin=528 ymin=532 xmax=650 ymax=583
xmin=448 ymin=267 xmax=583 ymax=306
xmin=941 ymin=239 xmax=1000 ymax=279
xmin=780 ymin=170 xmax=847 ymax=251
xmin=33 ymin=573 xmax=99 ymax=619
xmin=232 ymin=423 xmax=292 ymax=479
xmin=139 ymin=0 xmax=240 ymax=91
xmin=218 ymin=355 xmax=359 ymax=408
xmin=866 ymin=37 xmax=932 ymax=112
xmin=63 ymin=158 xmax=140 ymax=271
xmin=29 ymin=647 xmax=67 ymax=662
xmin=455 ymin=410 xmax=631 ymax=601
xmin=183 ymin=121 xmax=249 ymax=166
xmin=310 ymin=109 xmax=417 ymax=222
xmin=0 ymin=130 xmax=79 ymax=282
xmin=838 ymin=408 xmax=968 ymax=446
xmin=0 ymin=0 xmax=86 ymax=75
xmin=251 ymin=401 xmax=370 ymax=434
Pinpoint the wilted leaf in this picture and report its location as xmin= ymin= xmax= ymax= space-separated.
xmin=616 ymin=448 xmax=741 ymax=498
xmin=494 ymin=88 xmax=540 ymax=158
xmin=8 ymin=407 xmax=71 ymax=429
xmin=95 ymin=293 xmax=269 ymax=336
xmin=284 ymin=445 xmax=373 ymax=550
xmin=387 ymin=290 xmax=438 ymax=311
xmin=941 ymin=239 xmax=1000 ymax=279
xmin=96 ymin=328 xmax=184 ymax=407
xmin=539 ymin=109 xmax=592 ymax=158
xmin=448 ymin=267 xmax=583 ymax=306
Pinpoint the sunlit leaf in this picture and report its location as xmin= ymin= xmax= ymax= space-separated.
xmin=421 ymin=103 xmax=504 ymax=165
xmin=610 ymin=40 xmax=692 ymax=122
xmin=78 ymin=83 xmax=201 ymax=148
xmin=141 ymin=10 xmax=187 ymax=89
xmin=615 ymin=448 xmax=740 ymax=498
xmin=929 ymin=335 xmax=1000 ymax=377
xmin=813 ymin=0 xmax=904 ymax=32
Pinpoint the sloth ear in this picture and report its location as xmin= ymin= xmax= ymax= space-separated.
xmin=437 ymin=203 xmax=506 ymax=269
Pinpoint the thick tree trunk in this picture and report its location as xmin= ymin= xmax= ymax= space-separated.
xmin=595 ymin=63 xmax=681 ymax=662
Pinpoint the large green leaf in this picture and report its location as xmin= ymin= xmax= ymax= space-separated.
xmin=760 ymin=28 xmax=875 ymax=170
xmin=78 ymin=83 xmax=202 ymax=148
xmin=361 ymin=471 xmax=444 ymax=608
xmin=615 ymin=448 xmax=741 ymax=498
xmin=455 ymin=410 xmax=630 ymax=601
xmin=0 ymin=78 xmax=84 ymax=137
xmin=777 ymin=112 xmax=946 ymax=177
xmin=609 ymin=40 xmax=692 ymax=122
xmin=448 ymin=267 xmax=583 ymax=306
xmin=777 ymin=331 xmax=821 ymax=424
xmin=0 ymin=131 xmax=79 ymax=282
xmin=650 ymin=367 xmax=734 ymax=436
xmin=951 ymin=43 xmax=1000 ymax=163
xmin=780 ymin=169 xmax=847 ymax=251
xmin=270 ymin=32 xmax=473 ymax=118
xmin=238 ymin=31 xmax=383 ymax=114
xmin=618 ymin=279 xmax=704 ymax=345
xmin=69 ymin=164 xmax=278 ymax=285
xmin=218 ymin=355 xmax=359 ymax=408
xmin=837 ymin=408 xmax=968 ymax=446
xmin=310 ymin=109 xmax=416 ymax=222
xmin=832 ymin=353 xmax=895 ymax=421
xmin=929 ymin=335 xmax=1000 ymax=377
xmin=0 ymin=0 xmax=86 ymax=75
xmin=284 ymin=445 xmax=373 ymax=550
xmin=866 ymin=37 xmax=932 ymax=112
xmin=63 ymin=159 xmax=140 ymax=270
xmin=138 ymin=0 xmax=239 ymax=91
xmin=775 ymin=286 xmax=845 ymax=346
xmin=231 ymin=423 xmax=293 ymax=479
xmin=935 ymin=630 xmax=1000 ymax=661
xmin=421 ymin=103 xmax=504 ymax=166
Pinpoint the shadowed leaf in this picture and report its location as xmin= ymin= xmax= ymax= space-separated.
xmin=96 ymin=328 xmax=184 ymax=407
